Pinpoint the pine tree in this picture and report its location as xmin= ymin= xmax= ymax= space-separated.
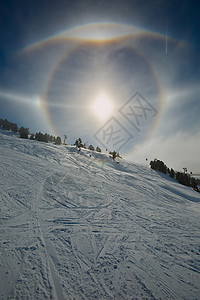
xmin=170 ymin=168 xmax=175 ymax=178
xmin=75 ymin=138 xmax=83 ymax=148
xmin=112 ymin=151 xmax=117 ymax=160
xmin=55 ymin=136 xmax=61 ymax=145
xmin=96 ymin=146 xmax=101 ymax=153
xmin=88 ymin=145 xmax=94 ymax=151
xmin=19 ymin=127 xmax=29 ymax=139
xmin=29 ymin=134 xmax=35 ymax=140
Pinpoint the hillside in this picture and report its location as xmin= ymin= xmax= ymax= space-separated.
xmin=0 ymin=129 xmax=200 ymax=300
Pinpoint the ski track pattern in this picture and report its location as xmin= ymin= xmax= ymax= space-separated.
xmin=0 ymin=130 xmax=200 ymax=300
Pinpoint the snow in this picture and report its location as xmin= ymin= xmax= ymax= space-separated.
xmin=0 ymin=129 xmax=200 ymax=300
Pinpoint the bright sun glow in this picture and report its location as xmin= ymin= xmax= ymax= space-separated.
xmin=91 ymin=93 xmax=113 ymax=120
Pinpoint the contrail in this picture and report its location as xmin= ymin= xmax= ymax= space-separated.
xmin=166 ymin=19 xmax=168 ymax=54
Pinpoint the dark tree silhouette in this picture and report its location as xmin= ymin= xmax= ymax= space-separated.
xmin=112 ymin=151 xmax=117 ymax=160
xmin=150 ymin=159 xmax=167 ymax=174
xmin=109 ymin=150 xmax=121 ymax=160
xmin=75 ymin=138 xmax=84 ymax=148
xmin=19 ymin=127 xmax=29 ymax=139
xmin=88 ymin=145 xmax=94 ymax=151
xmin=29 ymin=134 xmax=35 ymax=140
xmin=11 ymin=123 xmax=18 ymax=133
xmin=96 ymin=146 xmax=101 ymax=153
xmin=170 ymin=168 xmax=175 ymax=178
xmin=55 ymin=136 xmax=61 ymax=145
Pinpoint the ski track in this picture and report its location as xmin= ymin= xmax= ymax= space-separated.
xmin=0 ymin=129 xmax=200 ymax=299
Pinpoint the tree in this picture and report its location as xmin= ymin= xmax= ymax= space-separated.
xmin=111 ymin=151 xmax=117 ymax=160
xmin=75 ymin=138 xmax=83 ymax=148
xmin=29 ymin=134 xmax=35 ymax=140
xmin=35 ymin=132 xmax=43 ymax=142
xmin=190 ymin=177 xmax=198 ymax=189
xmin=44 ymin=133 xmax=49 ymax=143
xmin=150 ymin=159 xmax=167 ymax=174
xmin=170 ymin=168 xmax=175 ymax=178
xmin=19 ymin=127 xmax=29 ymax=139
xmin=49 ymin=135 xmax=53 ymax=143
xmin=109 ymin=150 xmax=121 ymax=160
xmin=150 ymin=159 xmax=157 ymax=170
xmin=116 ymin=152 xmax=122 ymax=159
xmin=11 ymin=123 xmax=18 ymax=133
xmin=88 ymin=145 xmax=94 ymax=151
xmin=2 ymin=119 xmax=10 ymax=130
xmin=0 ymin=118 xmax=18 ymax=132
xmin=55 ymin=136 xmax=61 ymax=145
xmin=176 ymin=171 xmax=190 ymax=186
xmin=96 ymin=146 xmax=101 ymax=153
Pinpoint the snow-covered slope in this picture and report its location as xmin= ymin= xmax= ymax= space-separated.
xmin=0 ymin=129 xmax=200 ymax=300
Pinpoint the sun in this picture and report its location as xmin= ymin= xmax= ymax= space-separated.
xmin=91 ymin=93 xmax=113 ymax=120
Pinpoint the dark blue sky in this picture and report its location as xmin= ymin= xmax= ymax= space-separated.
xmin=0 ymin=0 xmax=199 ymax=172
xmin=1 ymin=0 xmax=199 ymax=57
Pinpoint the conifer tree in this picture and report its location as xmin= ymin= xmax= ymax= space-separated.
xmin=96 ymin=146 xmax=101 ymax=153
xmin=88 ymin=145 xmax=94 ymax=151
xmin=55 ymin=136 xmax=61 ymax=145
xmin=19 ymin=127 xmax=29 ymax=139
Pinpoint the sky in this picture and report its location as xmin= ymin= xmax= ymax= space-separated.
xmin=0 ymin=0 xmax=199 ymax=173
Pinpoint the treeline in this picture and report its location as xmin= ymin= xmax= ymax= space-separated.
xmin=109 ymin=150 xmax=122 ymax=160
xmin=1 ymin=118 xmax=121 ymax=158
xmin=150 ymin=159 xmax=199 ymax=192
xmin=74 ymin=138 xmax=122 ymax=159
xmin=74 ymin=138 xmax=102 ymax=153
xmin=0 ymin=118 xmax=18 ymax=133
xmin=0 ymin=118 xmax=103 ymax=151
xmin=30 ymin=132 xmax=61 ymax=145
xmin=0 ymin=118 xmax=30 ymax=139
xmin=0 ymin=118 xmax=62 ymax=145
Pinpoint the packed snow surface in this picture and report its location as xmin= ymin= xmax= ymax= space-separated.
xmin=0 ymin=129 xmax=200 ymax=300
